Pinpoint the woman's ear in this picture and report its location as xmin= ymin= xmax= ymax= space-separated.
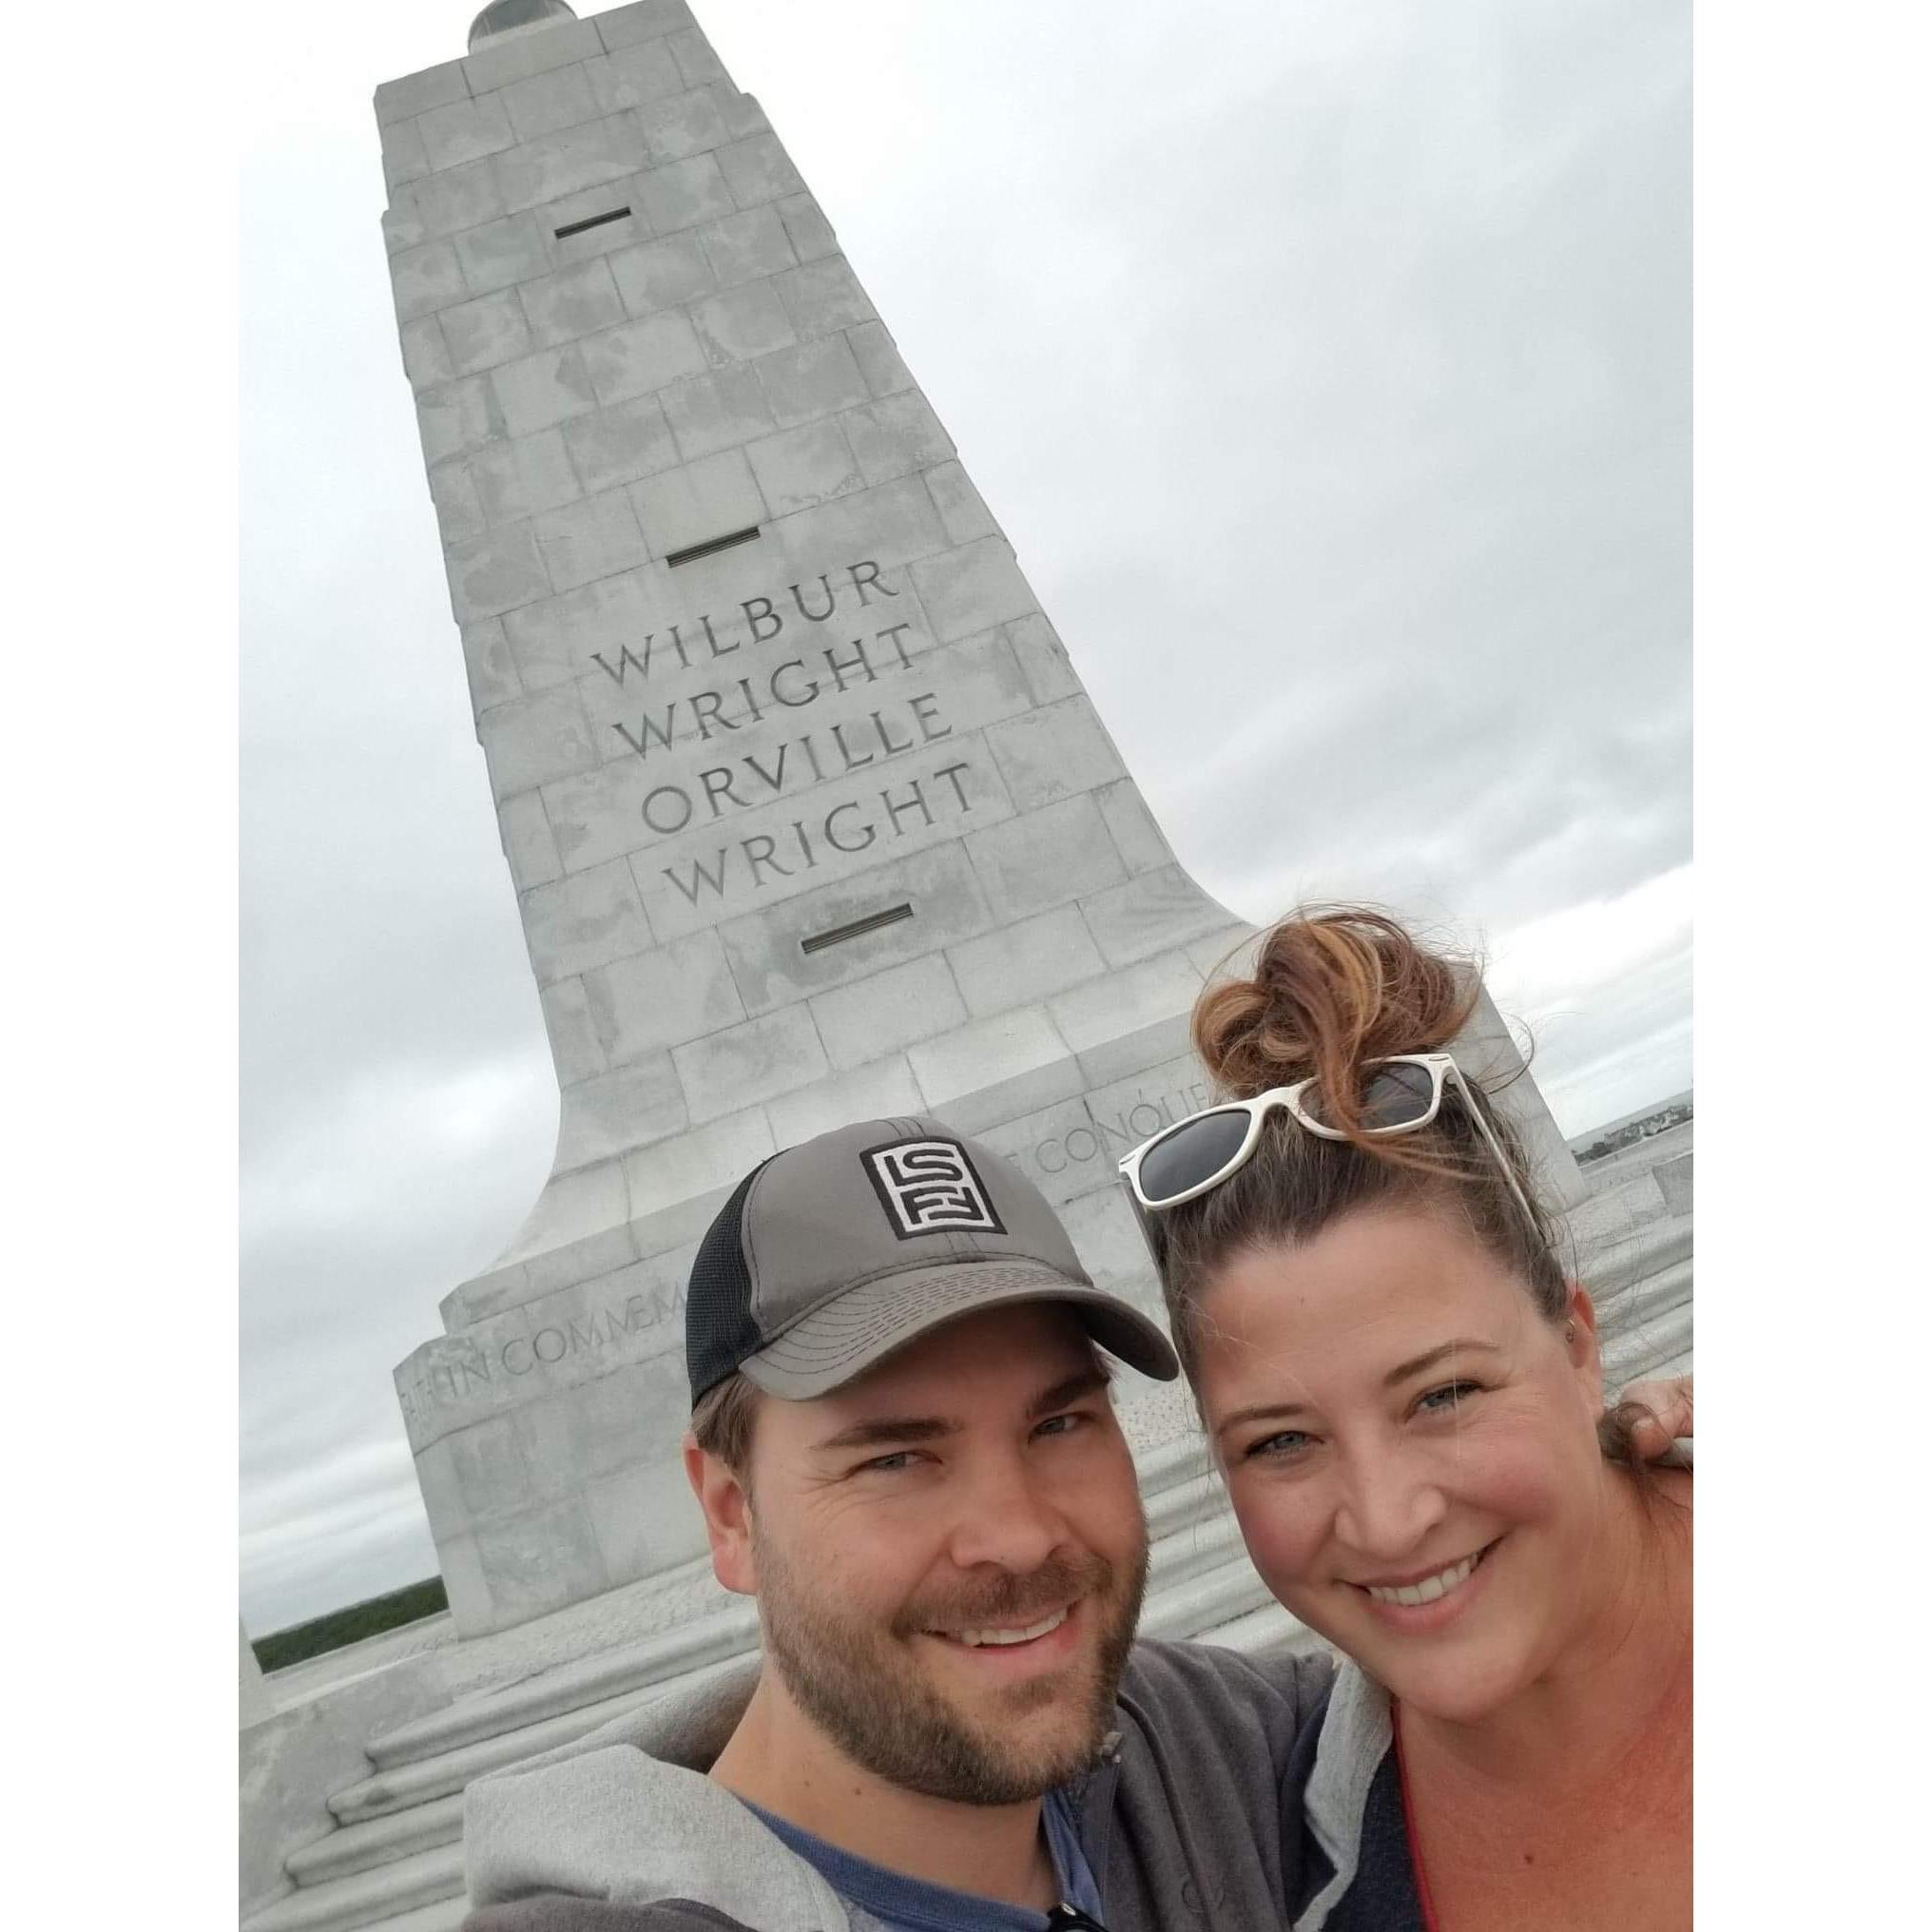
xmin=1564 ymin=1282 xmax=1604 ymax=1384
xmin=684 ymin=1432 xmax=758 ymax=1597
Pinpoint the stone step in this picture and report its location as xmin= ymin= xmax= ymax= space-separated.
xmin=287 ymin=1793 xmax=464 ymax=1888
xmin=242 ymin=1840 xmax=464 ymax=1932
xmin=356 ymin=1895 xmax=469 ymax=1932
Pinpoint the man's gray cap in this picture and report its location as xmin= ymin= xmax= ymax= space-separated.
xmin=686 ymin=1114 xmax=1180 ymax=1403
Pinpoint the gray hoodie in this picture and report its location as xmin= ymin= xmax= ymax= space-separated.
xmin=462 ymin=1638 xmax=1337 ymax=1931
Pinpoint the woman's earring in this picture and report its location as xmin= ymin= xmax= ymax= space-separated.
xmin=1565 ymin=1323 xmax=1576 ymax=1343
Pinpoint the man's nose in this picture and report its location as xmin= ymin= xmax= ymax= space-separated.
xmin=1332 ymin=1444 xmax=1447 ymax=1561
xmin=944 ymin=1451 xmax=1070 ymax=1575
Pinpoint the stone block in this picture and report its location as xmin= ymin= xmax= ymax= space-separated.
xmin=660 ymin=364 xmax=775 ymax=462
xmin=531 ymin=490 xmax=650 ymax=594
xmin=1080 ymin=865 xmax=1233 ymax=970
xmin=846 ymin=319 xmax=915 ymax=397
xmin=810 ymin=953 xmax=967 ymax=1072
xmin=500 ymin=789 xmax=564 ymax=890
xmin=383 ymin=197 xmax=427 ymax=257
xmin=1188 ymin=922 xmax=1262 ymax=980
xmin=636 ymin=152 xmax=737 ymax=235
xmin=583 ymin=929 xmax=747 ymax=1066
xmin=586 ymin=1443 xmax=712 ymax=1584
xmin=492 ymin=342 xmax=599 ymax=435
xmin=754 ymin=335 xmax=870 ymax=428
xmin=393 ymin=239 xmax=469 ymax=319
xmin=609 ymin=230 xmax=716 ymax=315
xmin=843 ymin=390 xmax=955 ymax=487
xmin=447 ymin=1413 xmax=536 ymax=1521
xmin=755 ymin=473 xmax=950 ymax=581
xmin=968 ymin=793 xmax=1128 ymax=924
xmin=500 ymin=62 xmax=602 ymax=144
xmin=473 ymin=1496 xmax=610 ymax=1624
xmin=586 ymin=40 xmax=685 ymax=116
xmin=428 ymin=456 xmax=486 ymax=543
xmin=717 ymin=132 xmax=805 ymax=208
xmin=1094 ymin=777 xmax=1174 ymax=875
xmin=523 ymin=858 xmax=655 ymax=983
xmin=776 ymin=258 xmax=877 ymax=339
xmin=454 ymin=209 xmax=554 ymax=296
xmin=909 ymin=1005 xmax=1072 ymax=1114
xmin=471 ymin=427 xmax=585 ymax=528
xmin=477 ymin=681 xmax=598 ymax=797
xmin=630 ymin=448 xmax=766 ymax=555
xmin=987 ymin=695 xmax=1128 ymax=812
xmin=775 ymin=193 xmax=838 ymax=262
xmin=623 ymin=1107 xmax=776 ymax=1217
xmin=1655 ymin=1150 xmax=1693 ymax=1217
xmin=463 ymin=17 xmax=606 ymax=95
xmin=640 ymin=87 xmax=733 ymax=165
xmin=563 ymin=391 xmax=681 ymax=493
xmin=493 ymin=1159 xmax=630 ymax=1271
xmin=1004 ymin=611 xmax=1081 ymax=705
xmin=765 ymin=1055 xmax=927 ymax=1147
xmin=715 ymin=838 xmax=996 ymax=1014
xmin=398 ymin=314 xmax=454 ymax=391
xmin=381 ymin=115 xmax=433 ymax=187
xmin=595 ymin=2 xmax=697 ymax=53
xmin=555 ymin=1055 xmax=689 ymax=1171
xmin=712 ymin=86 xmax=771 ymax=142
xmin=496 ymin=114 xmax=646 ymax=217
xmin=746 ymin=418 xmax=863 ymax=516
xmin=947 ymin=905 xmax=1108 ymax=1020
xmin=910 ymin=536 xmax=1039 ymax=642
xmin=692 ymin=280 xmax=797 ymax=366
xmin=503 ymin=566 xmax=676 ymax=692
xmin=698 ymin=205 xmax=798 ymax=290
xmin=668 ymin=27 xmax=727 ymax=87
xmin=460 ymin=615 xmax=522 ymax=715
xmin=541 ymin=978 xmax=608 ymax=1084
xmin=376 ymin=60 xmax=470 ymax=128
xmin=410 ymin=155 xmax=508 ymax=241
xmin=580 ymin=309 xmax=709 ymax=404
xmin=449 ymin=521 xmax=554 ymax=624
xmin=418 ymin=93 xmax=517 ymax=172
xmin=417 ymin=374 xmax=498 ymax=464
xmin=519 ymin=257 xmax=627 ymax=348
xmin=924 ymin=460 xmax=997 ymax=546
xmin=672 ymin=1004 xmax=828 ymax=1124
xmin=977 ymin=1094 xmax=1110 ymax=1210
xmin=439 ymin=285 xmax=534 ymax=376
xmin=1050 ymin=951 xmax=1204 ymax=1060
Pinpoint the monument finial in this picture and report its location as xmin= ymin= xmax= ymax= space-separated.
xmin=468 ymin=0 xmax=577 ymax=52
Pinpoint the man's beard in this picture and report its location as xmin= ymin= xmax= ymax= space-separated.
xmin=753 ymin=1522 xmax=1148 ymax=1806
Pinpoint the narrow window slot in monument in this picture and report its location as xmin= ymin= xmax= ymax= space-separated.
xmin=553 ymin=205 xmax=631 ymax=240
xmin=665 ymin=526 xmax=763 ymax=569
xmin=801 ymin=903 xmax=915 ymax=955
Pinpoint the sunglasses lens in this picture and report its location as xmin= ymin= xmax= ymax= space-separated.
xmin=1136 ymin=1109 xmax=1251 ymax=1205
xmin=1303 ymin=1062 xmax=1438 ymax=1131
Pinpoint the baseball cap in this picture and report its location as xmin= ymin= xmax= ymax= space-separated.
xmin=686 ymin=1114 xmax=1180 ymax=1404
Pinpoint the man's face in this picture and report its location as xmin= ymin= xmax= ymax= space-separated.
xmin=743 ymin=1304 xmax=1149 ymax=1805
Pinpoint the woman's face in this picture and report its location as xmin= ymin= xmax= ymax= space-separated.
xmin=1192 ymin=1205 xmax=1611 ymax=1723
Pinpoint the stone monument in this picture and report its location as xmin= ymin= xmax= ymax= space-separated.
xmin=380 ymin=0 xmax=1589 ymax=1638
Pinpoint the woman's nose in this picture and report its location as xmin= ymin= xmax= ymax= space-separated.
xmin=1332 ymin=1447 xmax=1447 ymax=1561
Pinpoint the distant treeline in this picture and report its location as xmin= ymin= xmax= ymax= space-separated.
xmin=1575 ymin=1100 xmax=1693 ymax=1166
xmin=252 ymin=1575 xmax=449 ymax=1674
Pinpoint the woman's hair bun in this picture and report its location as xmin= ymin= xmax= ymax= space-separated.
xmin=1192 ymin=905 xmax=1478 ymax=1121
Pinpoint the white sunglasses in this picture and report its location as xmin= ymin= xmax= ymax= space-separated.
xmin=1116 ymin=1052 xmax=1538 ymax=1234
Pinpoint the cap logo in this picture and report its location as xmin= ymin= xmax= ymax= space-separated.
xmin=862 ymin=1137 xmax=1007 ymax=1240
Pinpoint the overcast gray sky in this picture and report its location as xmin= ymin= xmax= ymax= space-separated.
xmin=241 ymin=0 xmax=1689 ymax=1633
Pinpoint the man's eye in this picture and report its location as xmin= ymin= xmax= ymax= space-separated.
xmin=859 ymin=1451 xmax=920 ymax=1474
xmin=1034 ymin=1412 xmax=1087 ymax=1439
xmin=1416 ymin=1381 xmax=1481 ymax=1417
xmin=1245 ymin=1430 xmax=1313 ymax=1461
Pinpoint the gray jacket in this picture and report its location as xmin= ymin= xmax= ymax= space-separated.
xmin=461 ymin=1637 xmax=1337 ymax=1931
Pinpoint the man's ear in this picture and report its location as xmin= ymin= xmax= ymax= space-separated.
xmin=684 ymin=1433 xmax=758 ymax=1597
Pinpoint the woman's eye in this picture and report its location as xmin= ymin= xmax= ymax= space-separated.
xmin=1416 ymin=1381 xmax=1481 ymax=1417
xmin=1245 ymin=1430 xmax=1313 ymax=1461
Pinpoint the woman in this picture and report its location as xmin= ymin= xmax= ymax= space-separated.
xmin=1119 ymin=907 xmax=1690 ymax=1932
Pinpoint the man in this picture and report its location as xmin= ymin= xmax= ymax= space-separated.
xmin=462 ymin=1115 xmax=1688 ymax=1931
